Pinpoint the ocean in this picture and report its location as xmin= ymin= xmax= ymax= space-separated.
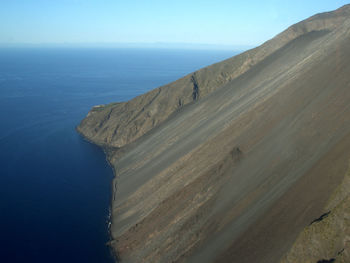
xmin=0 ymin=47 xmax=238 ymax=263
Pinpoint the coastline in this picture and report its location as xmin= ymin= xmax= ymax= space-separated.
xmin=76 ymin=126 xmax=120 ymax=263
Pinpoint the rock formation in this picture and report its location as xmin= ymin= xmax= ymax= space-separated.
xmin=78 ymin=4 xmax=350 ymax=263
xmin=280 ymin=164 xmax=350 ymax=263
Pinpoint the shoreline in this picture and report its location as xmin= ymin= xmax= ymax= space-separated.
xmin=76 ymin=126 xmax=119 ymax=263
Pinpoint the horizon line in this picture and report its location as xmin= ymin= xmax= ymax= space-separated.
xmin=0 ymin=42 xmax=255 ymax=51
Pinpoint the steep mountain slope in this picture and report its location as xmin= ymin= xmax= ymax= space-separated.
xmin=77 ymin=4 xmax=350 ymax=148
xmin=78 ymin=4 xmax=350 ymax=263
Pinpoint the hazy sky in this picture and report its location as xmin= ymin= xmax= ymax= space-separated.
xmin=0 ymin=0 xmax=349 ymax=47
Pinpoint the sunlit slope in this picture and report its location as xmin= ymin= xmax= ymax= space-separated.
xmin=77 ymin=4 xmax=350 ymax=149
xmin=78 ymin=4 xmax=350 ymax=263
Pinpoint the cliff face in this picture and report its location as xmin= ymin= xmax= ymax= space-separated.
xmin=78 ymin=4 xmax=350 ymax=263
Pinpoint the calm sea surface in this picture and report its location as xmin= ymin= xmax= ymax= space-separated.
xmin=0 ymin=48 xmax=238 ymax=263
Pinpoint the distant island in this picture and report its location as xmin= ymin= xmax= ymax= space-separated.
xmin=78 ymin=4 xmax=350 ymax=263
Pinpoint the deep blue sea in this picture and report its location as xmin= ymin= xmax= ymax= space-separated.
xmin=0 ymin=47 xmax=237 ymax=263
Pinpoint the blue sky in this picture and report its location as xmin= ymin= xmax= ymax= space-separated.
xmin=0 ymin=0 xmax=349 ymax=47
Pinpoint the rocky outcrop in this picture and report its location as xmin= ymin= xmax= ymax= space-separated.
xmin=78 ymin=4 xmax=350 ymax=263
xmin=280 ymin=164 xmax=350 ymax=263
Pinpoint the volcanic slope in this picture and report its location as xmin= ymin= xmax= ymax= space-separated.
xmin=78 ymin=4 xmax=350 ymax=263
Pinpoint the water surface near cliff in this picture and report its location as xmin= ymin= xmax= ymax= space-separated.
xmin=0 ymin=47 xmax=237 ymax=263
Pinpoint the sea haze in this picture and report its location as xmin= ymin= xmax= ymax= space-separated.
xmin=0 ymin=47 xmax=238 ymax=263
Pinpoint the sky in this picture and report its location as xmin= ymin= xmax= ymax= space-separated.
xmin=0 ymin=0 xmax=349 ymax=48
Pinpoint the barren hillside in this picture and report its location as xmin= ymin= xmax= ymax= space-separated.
xmin=78 ymin=4 xmax=350 ymax=263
